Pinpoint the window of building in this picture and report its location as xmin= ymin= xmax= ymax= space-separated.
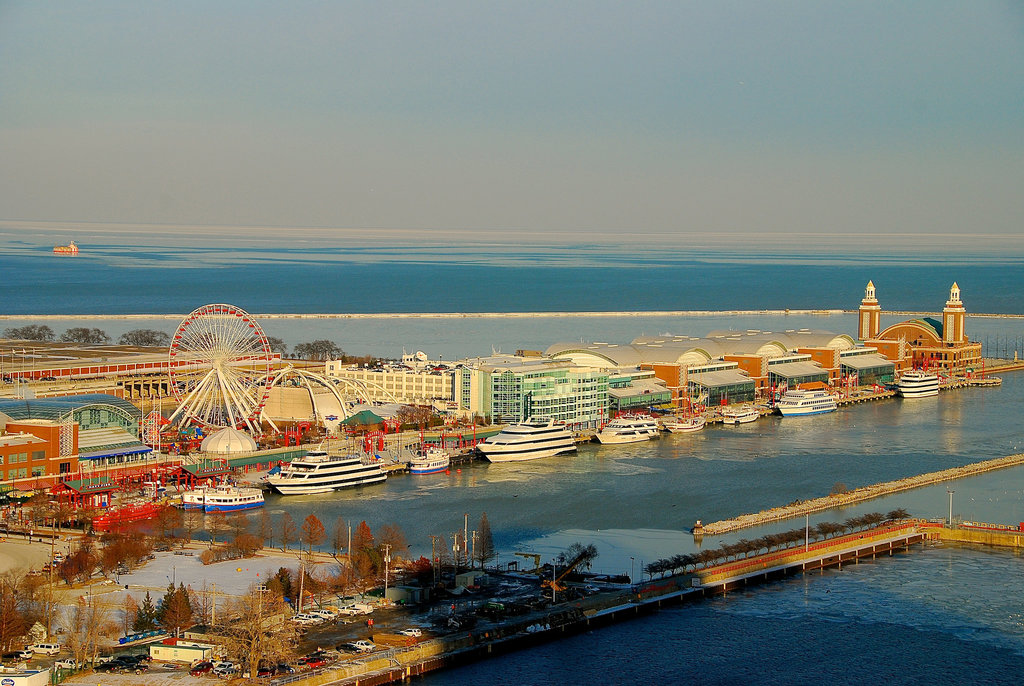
xmin=59 ymin=462 xmax=71 ymax=474
xmin=32 ymin=450 xmax=46 ymax=461
xmin=31 ymin=466 xmax=45 ymax=477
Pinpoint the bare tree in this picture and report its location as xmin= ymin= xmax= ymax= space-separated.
xmin=3 ymin=325 xmax=54 ymax=341
xmin=59 ymin=327 xmax=110 ymax=344
xmin=182 ymin=509 xmax=203 ymax=546
xmin=220 ymin=585 xmax=298 ymax=676
xmin=62 ymin=599 xmax=112 ymax=665
xmin=476 ymin=512 xmax=495 ymax=568
xmin=0 ymin=572 xmax=30 ymax=652
xmin=330 ymin=517 xmax=346 ymax=559
xmin=280 ymin=513 xmax=297 ymax=552
xmin=118 ymin=329 xmax=170 ymax=347
xmin=256 ymin=509 xmax=273 ymax=549
xmin=300 ymin=514 xmax=326 ymax=556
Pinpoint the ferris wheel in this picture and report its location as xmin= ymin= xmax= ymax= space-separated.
xmin=167 ymin=304 xmax=274 ymax=434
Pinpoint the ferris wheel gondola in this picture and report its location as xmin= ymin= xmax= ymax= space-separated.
xmin=167 ymin=304 xmax=274 ymax=434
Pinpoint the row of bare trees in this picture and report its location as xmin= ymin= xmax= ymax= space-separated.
xmin=645 ymin=509 xmax=911 ymax=578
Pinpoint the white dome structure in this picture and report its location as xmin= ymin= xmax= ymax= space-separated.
xmin=200 ymin=427 xmax=258 ymax=454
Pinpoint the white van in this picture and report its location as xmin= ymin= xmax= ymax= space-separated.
xmin=29 ymin=643 xmax=61 ymax=655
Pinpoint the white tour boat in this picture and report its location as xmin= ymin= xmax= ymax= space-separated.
xmin=661 ymin=415 xmax=707 ymax=433
xmin=595 ymin=414 xmax=661 ymax=444
xmin=720 ymin=405 xmax=760 ymax=424
xmin=897 ymin=370 xmax=940 ymax=398
xmin=266 ymin=450 xmax=387 ymax=495
xmin=180 ymin=485 xmax=264 ymax=513
xmin=776 ymin=389 xmax=838 ymax=417
xmin=477 ymin=417 xmax=577 ymax=462
xmin=409 ymin=447 xmax=451 ymax=475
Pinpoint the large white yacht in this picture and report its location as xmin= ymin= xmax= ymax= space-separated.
xmin=595 ymin=414 xmax=660 ymax=444
xmin=776 ymin=389 xmax=838 ymax=417
xmin=477 ymin=417 xmax=577 ymax=462
xmin=897 ymin=370 xmax=939 ymax=398
xmin=266 ymin=450 xmax=386 ymax=495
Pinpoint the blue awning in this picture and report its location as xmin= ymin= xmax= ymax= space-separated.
xmin=79 ymin=445 xmax=153 ymax=460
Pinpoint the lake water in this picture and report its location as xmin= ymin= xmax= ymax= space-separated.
xmin=3 ymin=224 xmax=1024 ymax=681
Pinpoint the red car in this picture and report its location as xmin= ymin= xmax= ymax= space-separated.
xmin=300 ymin=656 xmax=328 ymax=669
xmin=189 ymin=661 xmax=214 ymax=676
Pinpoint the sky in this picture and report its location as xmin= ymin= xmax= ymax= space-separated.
xmin=1 ymin=1 xmax=1023 ymax=236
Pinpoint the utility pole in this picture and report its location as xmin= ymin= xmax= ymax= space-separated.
xmin=429 ymin=535 xmax=441 ymax=587
xmin=382 ymin=544 xmax=391 ymax=605
xmin=211 ymin=582 xmax=216 ymax=626
xmin=463 ymin=513 xmax=469 ymax=569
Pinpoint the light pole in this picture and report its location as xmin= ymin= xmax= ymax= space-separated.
xmin=630 ymin=557 xmax=635 ymax=584
xmin=947 ymin=488 xmax=955 ymax=527
xmin=382 ymin=544 xmax=391 ymax=605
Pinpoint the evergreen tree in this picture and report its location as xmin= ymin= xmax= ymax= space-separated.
xmin=477 ymin=512 xmax=495 ymax=567
xmin=133 ymin=592 xmax=157 ymax=632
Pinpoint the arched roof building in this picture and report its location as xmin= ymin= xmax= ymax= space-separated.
xmin=546 ymin=329 xmax=856 ymax=369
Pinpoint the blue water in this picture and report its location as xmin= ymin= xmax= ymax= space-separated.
xmin=3 ymin=228 xmax=1024 ymax=315
xmin=5 ymin=226 xmax=1024 ymax=682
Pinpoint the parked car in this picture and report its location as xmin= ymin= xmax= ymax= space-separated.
xmin=54 ymin=658 xmax=80 ymax=670
xmin=3 ymin=649 xmax=33 ymax=661
xmin=299 ymin=655 xmax=328 ymax=669
xmin=398 ymin=628 xmax=422 ymax=637
xmin=190 ymin=661 xmax=214 ymax=676
xmin=275 ymin=663 xmax=295 ymax=674
xmin=309 ymin=609 xmax=337 ymax=620
xmin=290 ymin=612 xmax=322 ymax=625
xmin=28 ymin=644 xmax=61 ymax=656
xmin=213 ymin=662 xmax=236 ymax=676
xmin=350 ymin=640 xmax=376 ymax=653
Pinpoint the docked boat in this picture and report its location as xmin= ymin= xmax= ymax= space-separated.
xmin=266 ymin=450 xmax=387 ymax=495
xmin=720 ymin=406 xmax=760 ymax=424
xmin=92 ymin=501 xmax=166 ymax=532
xmin=409 ymin=447 xmax=450 ymax=475
xmin=478 ymin=417 xmax=577 ymax=462
xmin=661 ymin=415 xmax=707 ymax=433
xmin=179 ymin=485 xmax=264 ymax=512
xmin=776 ymin=389 xmax=838 ymax=417
xmin=898 ymin=370 xmax=939 ymax=398
xmin=53 ymin=240 xmax=79 ymax=255
xmin=595 ymin=414 xmax=660 ymax=444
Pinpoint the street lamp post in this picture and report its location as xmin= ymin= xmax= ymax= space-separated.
xmin=630 ymin=556 xmax=635 ymax=584
xmin=947 ymin=488 xmax=955 ymax=527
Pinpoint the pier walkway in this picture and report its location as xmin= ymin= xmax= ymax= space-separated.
xmin=699 ymin=452 xmax=1024 ymax=536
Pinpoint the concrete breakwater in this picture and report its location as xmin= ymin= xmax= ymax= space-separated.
xmin=700 ymin=453 xmax=1024 ymax=536
xmin=4 ymin=310 xmax=1024 ymax=320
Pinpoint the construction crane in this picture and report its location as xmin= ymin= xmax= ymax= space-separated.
xmin=541 ymin=547 xmax=597 ymax=594
xmin=513 ymin=552 xmax=542 ymax=573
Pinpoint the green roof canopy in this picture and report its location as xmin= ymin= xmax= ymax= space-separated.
xmin=341 ymin=409 xmax=384 ymax=426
